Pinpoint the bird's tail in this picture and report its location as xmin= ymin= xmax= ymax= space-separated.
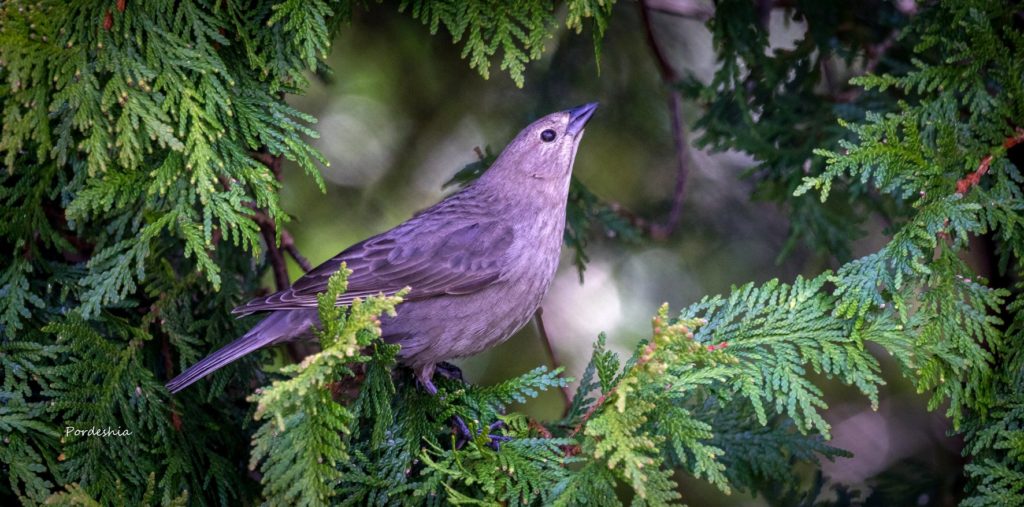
xmin=165 ymin=310 xmax=313 ymax=394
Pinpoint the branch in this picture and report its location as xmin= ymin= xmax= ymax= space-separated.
xmin=248 ymin=206 xmax=313 ymax=274
xmin=568 ymin=340 xmax=660 ymax=438
xmin=607 ymin=200 xmax=654 ymax=234
xmin=956 ymin=129 xmax=1024 ymax=194
xmin=650 ymin=93 xmax=692 ymax=240
xmin=249 ymin=152 xmax=313 ymax=278
xmin=160 ymin=332 xmax=184 ymax=431
xmin=281 ymin=228 xmax=313 ymax=272
xmin=149 ymin=297 xmax=183 ymax=430
xmin=249 ymin=151 xmax=317 ymax=363
xmin=533 ymin=308 xmax=572 ymax=411
xmin=253 ymin=151 xmax=281 ymax=179
xmin=568 ymin=392 xmax=609 ymax=439
xmin=254 ymin=213 xmax=291 ymax=291
xmin=639 ymin=0 xmax=694 ymax=240
xmin=41 ymin=201 xmax=93 ymax=263
xmin=643 ymin=0 xmax=713 ymax=21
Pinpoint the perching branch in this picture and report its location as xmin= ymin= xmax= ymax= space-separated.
xmin=534 ymin=308 xmax=572 ymax=410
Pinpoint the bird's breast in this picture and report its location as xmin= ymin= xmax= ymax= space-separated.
xmin=509 ymin=201 xmax=565 ymax=267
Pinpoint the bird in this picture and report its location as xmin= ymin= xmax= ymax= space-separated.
xmin=165 ymin=103 xmax=598 ymax=412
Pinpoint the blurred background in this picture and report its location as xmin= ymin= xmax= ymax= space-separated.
xmin=278 ymin=4 xmax=961 ymax=505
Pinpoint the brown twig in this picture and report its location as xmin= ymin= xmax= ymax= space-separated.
xmin=567 ymin=342 xmax=659 ymax=438
xmin=281 ymin=229 xmax=313 ymax=272
xmin=956 ymin=129 xmax=1024 ymax=194
xmin=252 ymin=152 xmax=280 ymax=178
xmin=255 ymin=216 xmax=291 ymax=291
xmin=639 ymin=0 xmax=694 ymax=241
xmin=533 ymin=308 xmax=572 ymax=411
xmin=599 ymin=200 xmax=653 ymax=238
xmin=241 ymin=197 xmax=291 ymax=291
xmin=568 ymin=392 xmax=609 ymax=439
xmin=249 ymin=152 xmax=316 ymax=362
xmin=651 ymin=93 xmax=692 ymax=240
xmin=250 ymin=152 xmax=311 ymax=271
xmin=153 ymin=303 xmax=183 ymax=431
xmin=864 ymin=32 xmax=898 ymax=75
xmin=41 ymin=201 xmax=93 ymax=263
xmin=528 ymin=418 xmax=554 ymax=439
xmin=247 ymin=207 xmax=313 ymax=273
xmin=820 ymin=58 xmax=837 ymax=96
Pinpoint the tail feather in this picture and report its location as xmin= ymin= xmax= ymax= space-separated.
xmin=165 ymin=310 xmax=313 ymax=393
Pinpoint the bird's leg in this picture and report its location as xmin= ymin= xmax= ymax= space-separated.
xmin=434 ymin=361 xmax=465 ymax=383
xmin=415 ymin=364 xmax=511 ymax=450
xmin=416 ymin=363 xmax=440 ymax=395
xmin=416 ymin=364 xmax=470 ymax=436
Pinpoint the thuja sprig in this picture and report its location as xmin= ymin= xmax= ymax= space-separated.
xmin=249 ymin=266 xmax=406 ymax=507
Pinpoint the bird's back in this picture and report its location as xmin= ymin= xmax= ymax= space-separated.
xmin=378 ymin=184 xmax=568 ymax=368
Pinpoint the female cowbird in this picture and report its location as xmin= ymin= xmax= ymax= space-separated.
xmin=166 ymin=103 xmax=598 ymax=404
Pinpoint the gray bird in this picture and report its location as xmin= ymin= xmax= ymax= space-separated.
xmin=165 ymin=103 xmax=598 ymax=402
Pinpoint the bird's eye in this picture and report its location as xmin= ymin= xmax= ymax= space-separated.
xmin=540 ymin=129 xmax=556 ymax=142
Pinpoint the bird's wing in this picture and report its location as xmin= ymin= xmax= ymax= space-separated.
xmin=232 ymin=218 xmax=515 ymax=315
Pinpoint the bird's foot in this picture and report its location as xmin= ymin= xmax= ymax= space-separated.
xmin=435 ymin=362 xmax=465 ymax=383
xmin=452 ymin=416 xmax=512 ymax=450
xmin=417 ymin=366 xmax=509 ymax=449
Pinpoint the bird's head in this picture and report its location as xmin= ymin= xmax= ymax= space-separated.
xmin=477 ymin=102 xmax=598 ymax=194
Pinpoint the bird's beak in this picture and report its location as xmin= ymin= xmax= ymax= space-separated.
xmin=566 ymin=102 xmax=599 ymax=136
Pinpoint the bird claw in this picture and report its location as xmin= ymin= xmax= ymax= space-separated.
xmin=420 ymin=367 xmax=509 ymax=449
xmin=435 ymin=362 xmax=465 ymax=383
xmin=452 ymin=416 xmax=512 ymax=450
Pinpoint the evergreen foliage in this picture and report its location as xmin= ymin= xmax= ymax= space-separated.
xmin=400 ymin=0 xmax=615 ymax=87
xmin=681 ymin=0 xmax=910 ymax=260
xmin=2 ymin=0 xmax=1023 ymax=505
xmin=249 ymin=266 xmax=406 ymax=506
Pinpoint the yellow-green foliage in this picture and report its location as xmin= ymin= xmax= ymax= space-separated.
xmin=249 ymin=267 xmax=405 ymax=507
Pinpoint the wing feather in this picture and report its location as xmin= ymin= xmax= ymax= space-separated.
xmin=232 ymin=218 xmax=514 ymax=316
